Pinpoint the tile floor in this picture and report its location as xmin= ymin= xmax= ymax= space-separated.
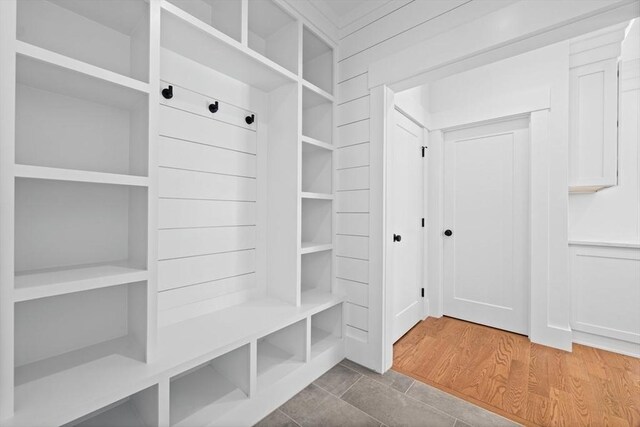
xmin=255 ymin=359 xmax=520 ymax=427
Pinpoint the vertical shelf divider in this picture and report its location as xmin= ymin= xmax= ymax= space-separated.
xmin=0 ymin=0 xmax=16 ymax=420
xmin=146 ymin=0 xmax=161 ymax=363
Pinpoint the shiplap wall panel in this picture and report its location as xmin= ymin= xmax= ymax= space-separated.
xmin=158 ymin=226 xmax=256 ymax=260
xmin=159 ymin=136 xmax=257 ymax=177
xmin=338 ymin=0 xmax=468 ymax=61
xmin=337 ymin=73 xmax=368 ymax=104
xmin=337 ymin=166 xmax=369 ymax=190
xmin=337 ymin=1 xmax=509 ymax=82
xmin=158 ymin=273 xmax=256 ymax=311
xmin=346 ymin=325 xmax=368 ymax=342
xmin=337 ymin=96 xmax=370 ymax=126
xmin=336 ymin=256 xmax=369 ymax=283
xmin=337 ymin=119 xmax=370 ymax=147
xmin=345 ymin=303 xmax=368 ymax=331
xmin=336 ymin=143 xmax=369 ymax=169
xmin=336 ymin=190 xmax=369 ymax=213
xmin=159 ymin=106 xmax=256 ymax=154
xmin=159 ymin=199 xmax=256 ymax=229
xmin=336 ymin=278 xmax=368 ymax=307
xmin=157 ymin=56 xmax=260 ymax=324
xmin=158 ymin=250 xmax=256 ymax=291
xmin=332 ymin=0 xmax=512 ymax=366
xmin=336 ymin=213 xmax=370 ymax=236
xmin=159 ymin=167 xmax=256 ymax=201
xmin=335 ymin=235 xmax=369 ymax=260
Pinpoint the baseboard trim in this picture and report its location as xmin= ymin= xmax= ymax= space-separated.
xmin=531 ymin=324 xmax=573 ymax=351
xmin=573 ymin=330 xmax=640 ymax=358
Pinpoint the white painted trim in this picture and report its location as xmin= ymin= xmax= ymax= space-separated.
xmin=368 ymin=0 xmax=640 ymax=91
xmin=429 ymin=87 xmax=550 ymax=131
xmin=569 ymin=239 xmax=640 ymax=249
xmin=573 ymin=330 xmax=640 ymax=358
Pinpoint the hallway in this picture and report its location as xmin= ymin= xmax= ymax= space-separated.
xmin=393 ymin=317 xmax=640 ymax=427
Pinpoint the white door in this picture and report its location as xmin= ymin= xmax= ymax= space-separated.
xmin=443 ymin=117 xmax=529 ymax=335
xmin=390 ymin=108 xmax=424 ymax=342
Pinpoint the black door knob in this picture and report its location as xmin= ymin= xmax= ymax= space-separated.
xmin=208 ymin=101 xmax=219 ymax=113
xmin=161 ymin=85 xmax=173 ymax=99
xmin=393 ymin=234 xmax=402 ymax=242
xmin=444 ymin=229 xmax=453 ymax=236
xmin=245 ymin=114 xmax=255 ymax=125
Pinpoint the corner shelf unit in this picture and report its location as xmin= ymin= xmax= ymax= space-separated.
xmin=0 ymin=0 xmax=342 ymax=425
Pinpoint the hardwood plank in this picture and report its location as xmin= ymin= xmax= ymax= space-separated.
xmin=393 ymin=316 xmax=640 ymax=427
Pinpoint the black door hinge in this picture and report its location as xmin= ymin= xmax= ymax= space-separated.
xmin=421 ymin=218 xmax=425 ymax=227
xmin=421 ymin=288 xmax=425 ymax=298
xmin=421 ymin=146 xmax=426 ymax=157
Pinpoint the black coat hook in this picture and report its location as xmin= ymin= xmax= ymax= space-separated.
xmin=162 ymin=85 xmax=173 ymax=99
xmin=208 ymin=101 xmax=219 ymax=113
xmin=245 ymin=114 xmax=255 ymax=125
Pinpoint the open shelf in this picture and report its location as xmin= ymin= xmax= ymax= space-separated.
xmin=161 ymin=2 xmax=297 ymax=92
xmin=301 ymin=251 xmax=332 ymax=296
xmin=302 ymin=142 xmax=332 ymax=194
xmin=303 ymin=26 xmax=333 ymax=95
xmin=301 ymin=242 xmax=333 ymax=255
xmin=301 ymin=198 xmax=332 ymax=249
xmin=303 ymin=86 xmax=333 ymax=143
xmin=248 ymin=0 xmax=298 ymax=75
xmin=16 ymin=54 xmax=149 ymax=177
xmin=17 ymin=0 xmax=150 ymax=83
xmin=15 ymin=282 xmax=148 ymax=387
xmin=15 ymin=262 xmax=148 ymax=303
xmin=257 ymin=320 xmax=306 ymax=390
xmin=15 ymin=179 xmax=148 ymax=276
xmin=302 ymin=135 xmax=333 ymax=151
xmin=170 ymin=345 xmax=249 ymax=427
xmin=66 ymin=385 xmax=158 ymax=427
xmin=14 ymin=165 xmax=149 ymax=187
xmin=311 ymin=305 xmax=343 ymax=359
xmin=165 ymin=0 xmax=242 ymax=42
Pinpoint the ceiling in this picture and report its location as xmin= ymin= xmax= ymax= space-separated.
xmin=310 ymin=0 xmax=393 ymax=29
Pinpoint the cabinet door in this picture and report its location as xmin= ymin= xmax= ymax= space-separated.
xmin=569 ymin=58 xmax=618 ymax=191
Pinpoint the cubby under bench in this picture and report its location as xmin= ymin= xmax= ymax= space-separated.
xmin=6 ymin=295 xmax=344 ymax=427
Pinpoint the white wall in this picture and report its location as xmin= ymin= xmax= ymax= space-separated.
xmin=568 ymin=20 xmax=640 ymax=244
xmin=400 ymin=21 xmax=640 ymax=357
xmin=422 ymin=40 xmax=573 ymax=349
xmin=332 ymin=0 xmax=515 ymax=370
xmin=291 ymin=0 xmax=639 ymax=369
xmin=568 ymin=20 xmax=640 ymax=356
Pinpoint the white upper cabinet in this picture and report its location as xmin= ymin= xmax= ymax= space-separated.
xmin=568 ymin=23 xmax=627 ymax=193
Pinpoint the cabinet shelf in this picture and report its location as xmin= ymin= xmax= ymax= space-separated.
xmin=161 ymin=2 xmax=297 ymax=92
xmin=302 ymin=135 xmax=333 ymax=151
xmin=302 ymin=79 xmax=334 ymax=103
xmin=301 ymin=192 xmax=333 ymax=200
xmin=16 ymin=41 xmax=150 ymax=95
xmin=170 ymin=345 xmax=249 ymax=427
xmin=16 ymin=0 xmax=150 ymax=83
xmin=310 ymin=327 xmax=342 ymax=359
xmin=14 ymin=165 xmax=149 ymax=187
xmin=300 ymin=242 xmax=333 ymax=254
xmin=257 ymin=320 xmax=306 ymax=390
xmin=14 ymin=263 xmax=148 ymax=303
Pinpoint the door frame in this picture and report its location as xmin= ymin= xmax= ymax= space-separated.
xmin=375 ymin=86 xmax=562 ymax=372
xmin=386 ymin=106 xmax=429 ymax=343
xmin=441 ymin=115 xmax=531 ymax=336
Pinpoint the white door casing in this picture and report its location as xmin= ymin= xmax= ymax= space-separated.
xmin=390 ymin=108 xmax=424 ymax=342
xmin=443 ymin=117 xmax=530 ymax=335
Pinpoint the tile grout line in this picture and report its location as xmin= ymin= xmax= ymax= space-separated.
xmin=276 ymin=408 xmax=302 ymax=427
xmin=337 ymin=365 xmax=459 ymax=426
xmin=313 ymin=377 xmax=387 ymax=426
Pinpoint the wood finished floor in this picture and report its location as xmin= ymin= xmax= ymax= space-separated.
xmin=393 ymin=317 xmax=640 ymax=427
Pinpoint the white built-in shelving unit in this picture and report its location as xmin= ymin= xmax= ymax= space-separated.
xmin=0 ymin=0 xmax=342 ymax=426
